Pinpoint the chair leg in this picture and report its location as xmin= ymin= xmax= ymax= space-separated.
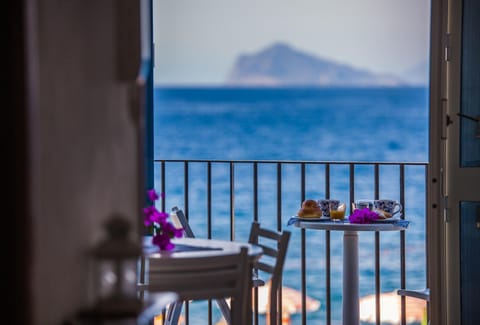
xmin=216 ymin=298 xmax=231 ymax=325
xmin=268 ymin=288 xmax=278 ymax=325
xmin=164 ymin=302 xmax=183 ymax=325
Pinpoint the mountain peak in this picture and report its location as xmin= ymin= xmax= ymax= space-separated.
xmin=226 ymin=43 xmax=405 ymax=87
xmin=262 ymin=42 xmax=293 ymax=53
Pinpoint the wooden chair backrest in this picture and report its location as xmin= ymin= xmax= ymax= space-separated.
xmin=248 ymin=221 xmax=291 ymax=325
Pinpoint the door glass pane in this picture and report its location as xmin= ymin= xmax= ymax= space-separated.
xmin=460 ymin=201 xmax=480 ymax=324
xmin=460 ymin=0 xmax=480 ymax=167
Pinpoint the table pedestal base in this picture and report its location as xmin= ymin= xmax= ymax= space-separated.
xmin=343 ymin=230 xmax=359 ymax=325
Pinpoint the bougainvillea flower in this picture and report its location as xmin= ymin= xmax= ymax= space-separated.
xmin=349 ymin=208 xmax=379 ymax=224
xmin=153 ymin=233 xmax=175 ymax=251
xmin=162 ymin=222 xmax=184 ymax=238
xmin=147 ymin=189 xmax=160 ymax=202
xmin=143 ymin=206 xmax=156 ymax=226
xmin=149 ymin=209 xmax=169 ymax=224
xmin=143 ymin=189 xmax=183 ymax=251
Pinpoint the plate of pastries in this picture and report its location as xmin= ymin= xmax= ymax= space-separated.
xmin=296 ymin=199 xmax=327 ymax=219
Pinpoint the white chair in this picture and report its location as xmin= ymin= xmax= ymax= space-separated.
xmin=170 ymin=209 xmax=291 ymax=325
xmin=138 ymin=246 xmax=250 ymax=325
xmin=166 ymin=207 xmax=233 ymax=324
xmin=136 ymin=292 xmax=178 ymax=325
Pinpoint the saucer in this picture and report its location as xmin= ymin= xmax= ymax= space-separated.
xmin=372 ymin=218 xmax=400 ymax=223
xmin=296 ymin=216 xmax=331 ymax=221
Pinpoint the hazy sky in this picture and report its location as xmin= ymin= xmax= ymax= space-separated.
xmin=153 ymin=0 xmax=430 ymax=85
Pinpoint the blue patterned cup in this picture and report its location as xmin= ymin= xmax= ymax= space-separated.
xmin=317 ymin=199 xmax=340 ymax=217
xmin=374 ymin=199 xmax=402 ymax=216
xmin=353 ymin=200 xmax=373 ymax=210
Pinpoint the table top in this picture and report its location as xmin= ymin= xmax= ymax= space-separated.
xmin=292 ymin=218 xmax=409 ymax=232
xmin=142 ymin=236 xmax=263 ymax=260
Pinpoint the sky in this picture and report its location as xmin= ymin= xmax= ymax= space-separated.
xmin=153 ymin=0 xmax=431 ymax=86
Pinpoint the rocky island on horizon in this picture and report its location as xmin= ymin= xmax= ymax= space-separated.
xmin=225 ymin=42 xmax=408 ymax=87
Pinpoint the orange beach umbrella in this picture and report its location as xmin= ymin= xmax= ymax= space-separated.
xmin=216 ymin=281 xmax=320 ymax=325
xmin=255 ymin=281 xmax=321 ymax=315
xmin=359 ymin=290 xmax=427 ymax=324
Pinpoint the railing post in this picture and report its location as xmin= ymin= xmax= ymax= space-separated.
xmin=374 ymin=163 xmax=381 ymax=325
xmin=301 ymin=163 xmax=307 ymax=325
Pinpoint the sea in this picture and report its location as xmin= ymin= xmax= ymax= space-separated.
xmin=153 ymin=87 xmax=429 ymax=325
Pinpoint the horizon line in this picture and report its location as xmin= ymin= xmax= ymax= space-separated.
xmin=153 ymin=83 xmax=429 ymax=89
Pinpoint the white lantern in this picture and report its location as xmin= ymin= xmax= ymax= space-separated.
xmin=92 ymin=215 xmax=142 ymax=317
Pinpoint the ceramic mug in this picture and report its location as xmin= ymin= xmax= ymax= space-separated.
xmin=317 ymin=199 xmax=340 ymax=217
xmin=353 ymin=199 xmax=373 ymax=210
xmin=374 ymin=199 xmax=402 ymax=216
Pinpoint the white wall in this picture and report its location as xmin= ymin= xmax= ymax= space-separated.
xmin=31 ymin=0 xmax=142 ymax=323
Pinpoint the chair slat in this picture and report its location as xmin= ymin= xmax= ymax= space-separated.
xmin=255 ymin=261 xmax=275 ymax=274
xmin=256 ymin=244 xmax=278 ymax=258
xmin=257 ymin=228 xmax=283 ymax=240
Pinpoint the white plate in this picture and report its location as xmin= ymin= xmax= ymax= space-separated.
xmin=372 ymin=218 xmax=400 ymax=223
xmin=296 ymin=216 xmax=331 ymax=221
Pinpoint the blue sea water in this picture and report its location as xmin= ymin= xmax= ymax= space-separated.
xmin=154 ymin=87 xmax=428 ymax=162
xmin=153 ymin=87 xmax=429 ymax=324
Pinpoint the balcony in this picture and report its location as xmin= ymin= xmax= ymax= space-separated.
xmin=154 ymin=159 xmax=428 ymax=325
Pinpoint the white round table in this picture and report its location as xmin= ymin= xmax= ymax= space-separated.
xmin=142 ymin=236 xmax=263 ymax=259
xmin=294 ymin=219 xmax=408 ymax=325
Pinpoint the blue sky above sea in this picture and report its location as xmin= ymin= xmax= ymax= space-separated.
xmin=153 ymin=0 xmax=431 ymax=86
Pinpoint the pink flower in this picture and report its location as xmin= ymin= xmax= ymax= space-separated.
xmin=349 ymin=208 xmax=379 ymax=224
xmin=162 ymin=222 xmax=184 ymax=238
xmin=143 ymin=189 xmax=183 ymax=251
xmin=150 ymin=210 xmax=169 ymax=224
xmin=147 ymin=189 xmax=160 ymax=202
xmin=153 ymin=233 xmax=175 ymax=251
xmin=142 ymin=206 xmax=156 ymax=226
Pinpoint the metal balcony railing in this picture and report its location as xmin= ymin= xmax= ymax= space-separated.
xmin=153 ymin=159 xmax=429 ymax=325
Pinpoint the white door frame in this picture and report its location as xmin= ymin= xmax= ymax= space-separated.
xmin=427 ymin=0 xmax=448 ymax=324
xmin=430 ymin=0 xmax=480 ymax=324
xmin=446 ymin=0 xmax=480 ymax=323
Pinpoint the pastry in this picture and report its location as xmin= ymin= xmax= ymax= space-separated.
xmin=374 ymin=209 xmax=392 ymax=219
xmin=297 ymin=199 xmax=322 ymax=218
